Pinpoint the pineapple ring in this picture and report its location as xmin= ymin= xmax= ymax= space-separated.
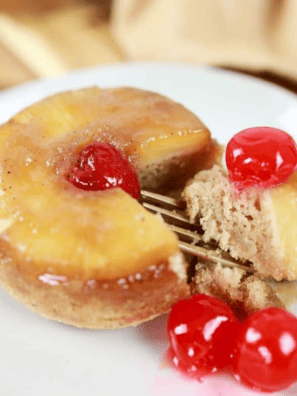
xmin=0 ymin=87 xmax=218 ymax=329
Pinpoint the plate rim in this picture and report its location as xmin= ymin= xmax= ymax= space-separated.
xmin=1 ymin=61 xmax=297 ymax=103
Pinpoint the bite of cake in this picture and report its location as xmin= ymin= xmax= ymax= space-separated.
xmin=183 ymin=127 xmax=297 ymax=281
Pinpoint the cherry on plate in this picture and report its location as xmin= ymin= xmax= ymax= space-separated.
xmin=232 ymin=307 xmax=297 ymax=392
xmin=167 ymin=294 xmax=240 ymax=379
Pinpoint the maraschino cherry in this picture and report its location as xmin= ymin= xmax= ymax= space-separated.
xmin=167 ymin=295 xmax=297 ymax=393
xmin=68 ymin=142 xmax=140 ymax=199
xmin=233 ymin=307 xmax=297 ymax=392
xmin=167 ymin=294 xmax=240 ymax=379
xmin=226 ymin=127 xmax=297 ymax=191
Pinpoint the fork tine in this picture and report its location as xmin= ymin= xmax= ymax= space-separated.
xmin=166 ymin=223 xmax=203 ymax=242
xmin=142 ymin=201 xmax=190 ymax=223
xmin=179 ymin=241 xmax=255 ymax=273
xmin=141 ymin=190 xmax=181 ymax=208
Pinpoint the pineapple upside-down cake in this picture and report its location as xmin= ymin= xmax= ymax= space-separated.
xmin=0 ymin=87 xmax=219 ymax=329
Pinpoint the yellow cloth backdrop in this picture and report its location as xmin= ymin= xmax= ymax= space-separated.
xmin=111 ymin=0 xmax=297 ymax=80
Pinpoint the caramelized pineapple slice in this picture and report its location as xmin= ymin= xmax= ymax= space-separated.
xmin=266 ymin=171 xmax=297 ymax=279
xmin=3 ymin=184 xmax=179 ymax=280
xmin=0 ymin=87 xmax=214 ymax=282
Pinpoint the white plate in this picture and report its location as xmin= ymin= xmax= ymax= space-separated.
xmin=0 ymin=63 xmax=297 ymax=396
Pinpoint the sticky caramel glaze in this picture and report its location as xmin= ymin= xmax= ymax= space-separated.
xmin=0 ymin=244 xmax=189 ymax=328
xmin=82 ymin=262 xmax=174 ymax=302
xmin=1 ymin=87 xmax=216 ymax=193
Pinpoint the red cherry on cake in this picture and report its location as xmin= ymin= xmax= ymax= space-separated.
xmin=68 ymin=142 xmax=140 ymax=199
xmin=226 ymin=127 xmax=297 ymax=191
xmin=167 ymin=294 xmax=240 ymax=379
xmin=233 ymin=307 xmax=297 ymax=392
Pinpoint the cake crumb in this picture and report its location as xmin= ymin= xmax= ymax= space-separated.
xmin=192 ymin=262 xmax=284 ymax=320
xmin=182 ymin=165 xmax=287 ymax=280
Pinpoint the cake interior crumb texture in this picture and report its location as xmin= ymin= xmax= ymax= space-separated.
xmin=193 ymin=262 xmax=284 ymax=319
xmin=183 ymin=165 xmax=292 ymax=280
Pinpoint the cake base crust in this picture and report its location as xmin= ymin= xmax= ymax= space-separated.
xmin=0 ymin=251 xmax=190 ymax=329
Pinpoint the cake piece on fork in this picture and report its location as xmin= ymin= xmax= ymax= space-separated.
xmin=183 ymin=164 xmax=297 ymax=281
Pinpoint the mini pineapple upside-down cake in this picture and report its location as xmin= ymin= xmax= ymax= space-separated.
xmin=0 ymin=87 xmax=220 ymax=329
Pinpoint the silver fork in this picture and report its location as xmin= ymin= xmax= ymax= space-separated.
xmin=141 ymin=190 xmax=255 ymax=274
